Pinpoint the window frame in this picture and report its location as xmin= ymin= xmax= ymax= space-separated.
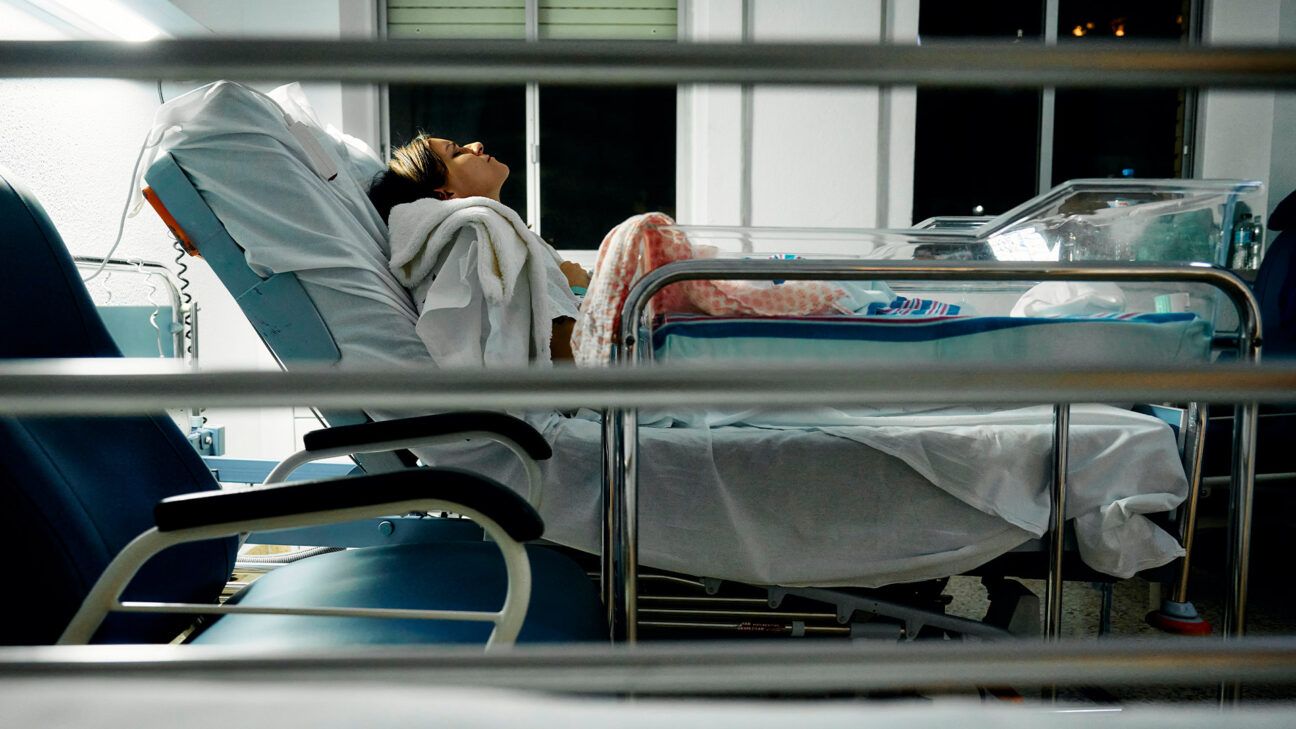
xmin=378 ymin=0 xmax=680 ymax=236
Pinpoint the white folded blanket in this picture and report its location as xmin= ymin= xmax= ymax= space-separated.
xmin=388 ymin=197 xmax=566 ymax=367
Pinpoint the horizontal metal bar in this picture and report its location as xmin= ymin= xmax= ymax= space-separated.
xmin=0 ymin=360 xmax=1294 ymax=413
xmin=7 ymin=638 xmax=1296 ymax=693
xmin=1203 ymin=472 xmax=1296 ymax=487
xmin=638 ymin=621 xmax=850 ymax=635
xmin=116 ymin=602 xmax=500 ymax=623
xmin=1 ymin=40 xmax=1295 ymax=87
xmin=638 ymin=609 xmax=838 ymax=620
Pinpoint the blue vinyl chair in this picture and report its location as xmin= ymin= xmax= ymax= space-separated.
xmin=0 ymin=165 xmax=604 ymax=647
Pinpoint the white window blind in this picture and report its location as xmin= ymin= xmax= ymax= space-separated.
xmin=386 ymin=0 xmax=677 ymax=41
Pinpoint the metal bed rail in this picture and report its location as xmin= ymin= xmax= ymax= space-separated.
xmin=72 ymin=255 xmax=190 ymax=363
xmin=2 ymin=40 xmax=1296 ymax=88
xmin=611 ymin=261 xmax=1262 ymax=645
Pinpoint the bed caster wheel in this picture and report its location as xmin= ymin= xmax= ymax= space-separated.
xmin=1146 ymin=600 xmax=1212 ymax=635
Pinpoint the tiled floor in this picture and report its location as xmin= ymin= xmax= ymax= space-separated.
xmin=940 ymin=490 xmax=1296 ymax=704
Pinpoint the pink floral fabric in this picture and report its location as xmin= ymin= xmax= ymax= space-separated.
xmin=571 ymin=212 xmax=849 ymax=366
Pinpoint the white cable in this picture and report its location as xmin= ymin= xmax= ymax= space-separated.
xmin=81 ymin=127 xmax=156 ymax=284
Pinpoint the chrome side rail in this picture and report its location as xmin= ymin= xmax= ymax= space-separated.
xmin=612 ymin=261 xmax=1262 ymax=645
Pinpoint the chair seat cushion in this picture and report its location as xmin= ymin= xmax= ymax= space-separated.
xmin=190 ymin=542 xmax=604 ymax=646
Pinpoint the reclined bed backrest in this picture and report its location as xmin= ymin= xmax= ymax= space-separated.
xmin=0 ymin=165 xmax=236 ymax=645
xmin=141 ymin=82 xmax=437 ymax=470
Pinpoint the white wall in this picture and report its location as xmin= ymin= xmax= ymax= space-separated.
xmin=1270 ymin=0 xmax=1296 ymax=217
xmin=1197 ymin=2 xmax=1279 ymax=184
xmin=1198 ymin=0 xmax=1296 ymax=228
xmin=0 ymin=1 xmax=377 ymax=462
xmin=677 ymin=0 xmax=918 ymax=238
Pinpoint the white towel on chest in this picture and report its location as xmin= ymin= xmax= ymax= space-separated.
xmin=388 ymin=196 xmax=563 ymax=367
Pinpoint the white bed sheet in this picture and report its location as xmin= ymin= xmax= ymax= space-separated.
xmin=420 ymin=404 xmax=1185 ymax=587
xmin=145 ymin=81 xmax=1188 ymax=589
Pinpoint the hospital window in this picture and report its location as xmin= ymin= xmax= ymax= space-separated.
xmin=913 ymin=0 xmax=1196 ymax=223
xmin=384 ymin=0 xmax=678 ymax=250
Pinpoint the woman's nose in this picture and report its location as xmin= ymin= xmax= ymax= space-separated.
xmin=467 ymin=142 xmax=484 ymax=155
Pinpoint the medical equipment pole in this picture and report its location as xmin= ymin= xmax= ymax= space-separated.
xmin=613 ymin=259 xmax=1263 ymax=644
xmin=1045 ymin=403 xmax=1069 ymax=642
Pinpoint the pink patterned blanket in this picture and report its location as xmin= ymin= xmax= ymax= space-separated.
xmin=571 ymin=212 xmax=852 ymax=366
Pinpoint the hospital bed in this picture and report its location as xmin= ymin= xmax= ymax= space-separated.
xmin=599 ymin=180 xmax=1264 ymax=638
xmin=136 ymin=81 xmax=1261 ymax=643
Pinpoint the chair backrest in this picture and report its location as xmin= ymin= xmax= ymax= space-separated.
xmin=141 ymin=82 xmax=432 ymax=472
xmin=145 ymin=152 xmax=416 ymax=471
xmin=0 ymin=165 xmax=235 ymax=645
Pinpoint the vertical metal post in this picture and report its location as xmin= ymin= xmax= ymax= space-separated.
xmin=601 ymin=404 xmax=622 ymax=638
xmin=1221 ymin=284 xmax=1261 ymax=706
xmin=525 ymin=0 xmax=542 ymax=233
xmin=739 ymin=0 xmax=753 ymax=229
xmin=1221 ymin=399 xmax=1258 ymax=706
xmin=1172 ymin=401 xmax=1209 ymax=604
xmin=606 ymin=313 xmax=643 ymax=642
xmin=1185 ymin=0 xmax=1207 ymax=180
xmin=376 ymin=0 xmax=390 ymax=160
xmin=1045 ymin=402 xmax=1069 ymax=642
xmin=1224 ymin=400 xmax=1258 ymax=639
xmin=618 ymin=407 xmax=639 ymax=642
xmin=1036 ymin=0 xmax=1059 ymax=195
xmin=874 ymin=0 xmax=894 ymax=228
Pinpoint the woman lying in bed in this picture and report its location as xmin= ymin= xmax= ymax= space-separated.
xmin=368 ymin=134 xmax=590 ymax=363
xmin=368 ymin=135 xmax=914 ymax=367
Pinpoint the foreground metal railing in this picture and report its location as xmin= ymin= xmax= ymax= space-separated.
xmin=5 ymin=638 xmax=1296 ymax=695
xmin=0 ymin=361 xmax=1293 ymax=412
xmin=3 ymin=361 xmax=1294 ymax=703
xmin=1 ymin=40 xmax=1295 ymax=87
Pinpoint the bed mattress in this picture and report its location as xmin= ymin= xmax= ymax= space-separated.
xmin=651 ymin=312 xmax=1213 ymax=365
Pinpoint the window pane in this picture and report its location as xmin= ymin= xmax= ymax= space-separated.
xmin=538 ymin=0 xmax=677 ymax=40
xmin=1053 ymin=0 xmax=1191 ymax=182
xmin=386 ymin=1 xmax=525 ymax=39
xmin=539 ymin=86 xmax=675 ymax=249
xmin=912 ymin=0 xmax=1043 ymax=222
xmin=387 ymin=84 xmax=528 ymax=216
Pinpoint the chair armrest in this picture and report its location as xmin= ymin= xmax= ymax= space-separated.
xmin=61 ymin=468 xmax=541 ymax=646
xmin=302 ymin=412 xmax=552 ymax=461
xmin=156 ymin=468 xmax=543 ymax=543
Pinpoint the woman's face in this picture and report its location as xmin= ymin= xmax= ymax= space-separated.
xmin=429 ymin=138 xmax=509 ymax=201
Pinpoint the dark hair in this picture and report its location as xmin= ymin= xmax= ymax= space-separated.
xmin=366 ymin=134 xmax=450 ymax=223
